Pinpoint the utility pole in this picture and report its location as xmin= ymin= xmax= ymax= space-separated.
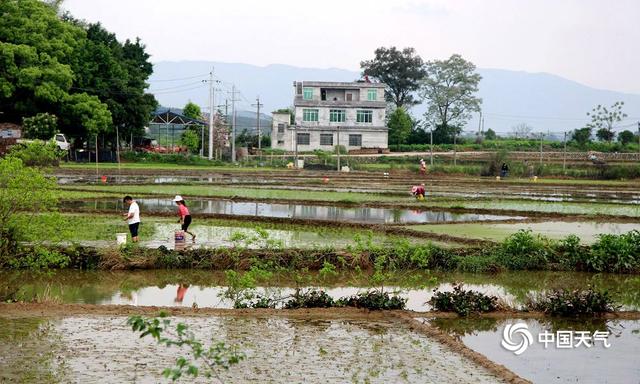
xmin=637 ymin=121 xmax=640 ymax=157
xmin=252 ymin=96 xmax=264 ymax=150
xmin=477 ymin=111 xmax=482 ymax=134
xmin=207 ymin=68 xmax=214 ymax=160
xmin=563 ymin=131 xmax=567 ymax=174
xmin=230 ymin=85 xmax=238 ymax=162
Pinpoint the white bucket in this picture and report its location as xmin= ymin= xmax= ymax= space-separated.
xmin=116 ymin=233 xmax=127 ymax=245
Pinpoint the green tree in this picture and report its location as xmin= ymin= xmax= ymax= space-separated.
xmin=360 ymin=47 xmax=426 ymax=108
xmin=484 ymin=128 xmax=497 ymax=140
xmin=22 ymin=113 xmax=58 ymax=139
xmin=596 ymin=127 xmax=615 ymax=142
xmin=420 ymin=54 xmax=482 ymax=144
xmin=0 ymin=0 xmax=81 ymax=120
xmin=0 ymin=1 xmax=155 ymax=143
xmin=387 ymin=107 xmax=412 ymax=145
xmin=0 ymin=157 xmax=58 ymax=262
xmin=617 ymin=130 xmax=635 ymax=146
xmin=8 ymin=141 xmax=64 ymax=167
xmin=182 ymin=101 xmax=202 ymax=120
xmin=61 ymin=93 xmax=112 ymax=138
xmin=181 ymin=101 xmax=204 ymax=154
xmin=586 ymin=101 xmax=627 ymax=143
xmin=572 ymin=127 xmax=592 ymax=147
xmin=181 ymin=130 xmax=200 ymax=154
xmin=66 ymin=21 xmax=157 ymax=140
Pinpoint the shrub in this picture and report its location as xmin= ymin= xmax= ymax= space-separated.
xmin=527 ymin=288 xmax=617 ymax=316
xmin=284 ymin=289 xmax=334 ymax=309
xmin=495 ymin=230 xmax=550 ymax=270
xmin=429 ymin=284 xmax=500 ymax=316
xmin=8 ymin=247 xmax=70 ymax=270
xmin=22 ymin=113 xmax=58 ymax=140
xmin=454 ymin=253 xmax=501 ymax=273
xmin=336 ymin=290 xmax=406 ymax=310
xmin=588 ymin=231 xmax=640 ymax=273
xmin=0 ymin=157 xmax=58 ymax=263
xmin=7 ymin=141 xmax=65 ymax=167
xmin=555 ymin=234 xmax=586 ymax=270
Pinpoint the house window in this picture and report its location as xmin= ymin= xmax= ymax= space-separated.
xmin=329 ymin=109 xmax=346 ymax=122
xmin=277 ymin=123 xmax=285 ymax=133
xmin=302 ymin=109 xmax=318 ymax=122
xmin=297 ymin=132 xmax=310 ymax=145
xmin=303 ymin=87 xmax=313 ymax=100
xmin=356 ymin=110 xmax=373 ymax=123
xmin=277 ymin=140 xmax=284 ymax=145
xmin=349 ymin=134 xmax=362 ymax=147
xmin=320 ymin=134 xmax=333 ymax=146
xmin=367 ymin=89 xmax=377 ymax=101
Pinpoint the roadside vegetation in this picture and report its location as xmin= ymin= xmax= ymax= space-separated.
xmin=3 ymin=229 xmax=640 ymax=275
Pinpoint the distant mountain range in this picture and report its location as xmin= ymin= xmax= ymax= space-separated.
xmin=149 ymin=61 xmax=640 ymax=135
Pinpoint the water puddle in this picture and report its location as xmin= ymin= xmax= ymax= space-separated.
xmin=60 ymin=198 xmax=524 ymax=224
xmin=428 ymin=317 xmax=640 ymax=383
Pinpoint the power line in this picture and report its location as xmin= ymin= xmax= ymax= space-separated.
xmin=153 ymin=84 xmax=207 ymax=95
xmin=149 ymin=81 xmax=205 ymax=92
xmin=149 ymin=73 xmax=209 ymax=82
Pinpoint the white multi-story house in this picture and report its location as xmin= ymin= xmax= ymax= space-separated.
xmin=271 ymin=81 xmax=388 ymax=152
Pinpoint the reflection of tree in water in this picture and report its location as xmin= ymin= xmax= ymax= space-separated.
xmin=439 ymin=271 xmax=640 ymax=309
xmin=0 ymin=317 xmax=66 ymax=382
xmin=429 ymin=317 xmax=500 ymax=341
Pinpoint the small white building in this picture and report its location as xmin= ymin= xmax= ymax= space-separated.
xmin=271 ymin=81 xmax=388 ymax=152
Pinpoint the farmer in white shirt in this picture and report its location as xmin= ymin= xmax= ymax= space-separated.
xmin=122 ymin=196 xmax=141 ymax=242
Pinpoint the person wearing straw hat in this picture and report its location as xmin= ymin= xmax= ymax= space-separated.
xmin=173 ymin=195 xmax=195 ymax=241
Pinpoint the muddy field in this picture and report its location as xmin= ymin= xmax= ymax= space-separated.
xmin=4 ymin=167 xmax=639 ymax=383
xmin=0 ymin=308 xmax=512 ymax=384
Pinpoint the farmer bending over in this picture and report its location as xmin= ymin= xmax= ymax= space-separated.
xmin=123 ymin=196 xmax=140 ymax=242
xmin=411 ymin=184 xmax=426 ymax=200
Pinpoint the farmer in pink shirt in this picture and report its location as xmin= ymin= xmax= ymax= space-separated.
xmin=173 ymin=195 xmax=196 ymax=241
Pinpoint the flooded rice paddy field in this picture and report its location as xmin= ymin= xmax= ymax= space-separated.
xmin=25 ymin=170 xmax=640 ymax=382
xmin=54 ymin=171 xmax=640 ymax=205
xmin=412 ymin=221 xmax=640 ymax=243
xmin=0 ymin=314 xmax=506 ymax=384
xmin=428 ymin=317 xmax=640 ymax=384
xmin=45 ymin=214 xmax=460 ymax=249
xmin=3 ymin=270 xmax=639 ymax=312
xmin=61 ymin=197 xmax=524 ymax=224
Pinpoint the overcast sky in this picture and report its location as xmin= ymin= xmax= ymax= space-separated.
xmin=63 ymin=0 xmax=640 ymax=94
